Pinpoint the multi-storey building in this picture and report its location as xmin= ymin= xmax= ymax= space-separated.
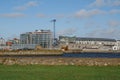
xmin=20 ymin=30 xmax=52 ymax=48
xmin=59 ymin=36 xmax=116 ymax=51
xmin=6 ymin=38 xmax=20 ymax=46
xmin=0 ymin=37 xmax=6 ymax=46
xmin=0 ymin=37 xmax=11 ymax=50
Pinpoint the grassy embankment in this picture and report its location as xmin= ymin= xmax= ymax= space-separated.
xmin=0 ymin=65 xmax=120 ymax=80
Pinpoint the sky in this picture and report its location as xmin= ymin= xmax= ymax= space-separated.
xmin=0 ymin=0 xmax=120 ymax=40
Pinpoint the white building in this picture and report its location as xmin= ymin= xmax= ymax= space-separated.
xmin=59 ymin=36 xmax=116 ymax=51
xmin=113 ymin=40 xmax=120 ymax=50
xmin=0 ymin=37 xmax=6 ymax=46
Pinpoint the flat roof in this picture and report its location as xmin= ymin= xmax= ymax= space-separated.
xmin=76 ymin=37 xmax=116 ymax=42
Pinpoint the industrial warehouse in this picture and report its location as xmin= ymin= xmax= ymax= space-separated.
xmin=59 ymin=36 xmax=120 ymax=51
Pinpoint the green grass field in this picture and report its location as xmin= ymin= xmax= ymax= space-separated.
xmin=0 ymin=65 xmax=120 ymax=80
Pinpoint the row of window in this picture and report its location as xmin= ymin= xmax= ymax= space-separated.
xmin=75 ymin=41 xmax=115 ymax=45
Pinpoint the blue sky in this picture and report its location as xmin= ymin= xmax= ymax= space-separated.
xmin=0 ymin=0 xmax=120 ymax=40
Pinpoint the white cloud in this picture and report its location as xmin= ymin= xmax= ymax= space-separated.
xmin=14 ymin=1 xmax=38 ymax=11
xmin=37 ymin=13 xmax=46 ymax=18
xmin=108 ymin=20 xmax=120 ymax=27
xmin=86 ymin=28 xmax=120 ymax=39
xmin=110 ymin=9 xmax=120 ymax=14
xmin=54 ymin=14 xmax=65 ymax=19
xmin=0 ymin=13 xmax=25 ymax=18
xmin=89 ymin=0 xmax=105 ymax=7
xmin=14 ymin=6 xmax=27 ymax=11
xmin=112 ymin=0 xmax=120 ymax=6
xmin=26 ymin=1 xmax=38 ymax=7
xmin=84 ymin=21 xmax=98 ymax=28
xmin=89 ymin=0 xmax=120 ymax=7
xmin=75 ymin=9 xmax=106 ymax=18
xmin=74 ymin=9 xmax=120 ymax=18
xmin=57 ymin=27 xmax=77 ymax=36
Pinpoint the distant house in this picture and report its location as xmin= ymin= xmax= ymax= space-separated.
xmin=6 ymin=38 xmax=20 ymax=46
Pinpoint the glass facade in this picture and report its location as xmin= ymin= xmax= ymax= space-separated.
xmin=20 ymin=30 xmax=52 ymax=48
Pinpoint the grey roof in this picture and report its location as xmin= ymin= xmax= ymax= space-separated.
xmin=76 ymin=37 xmax=116 ymax=42
xmin=59 ymin=36 xmax=116 ymax=42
